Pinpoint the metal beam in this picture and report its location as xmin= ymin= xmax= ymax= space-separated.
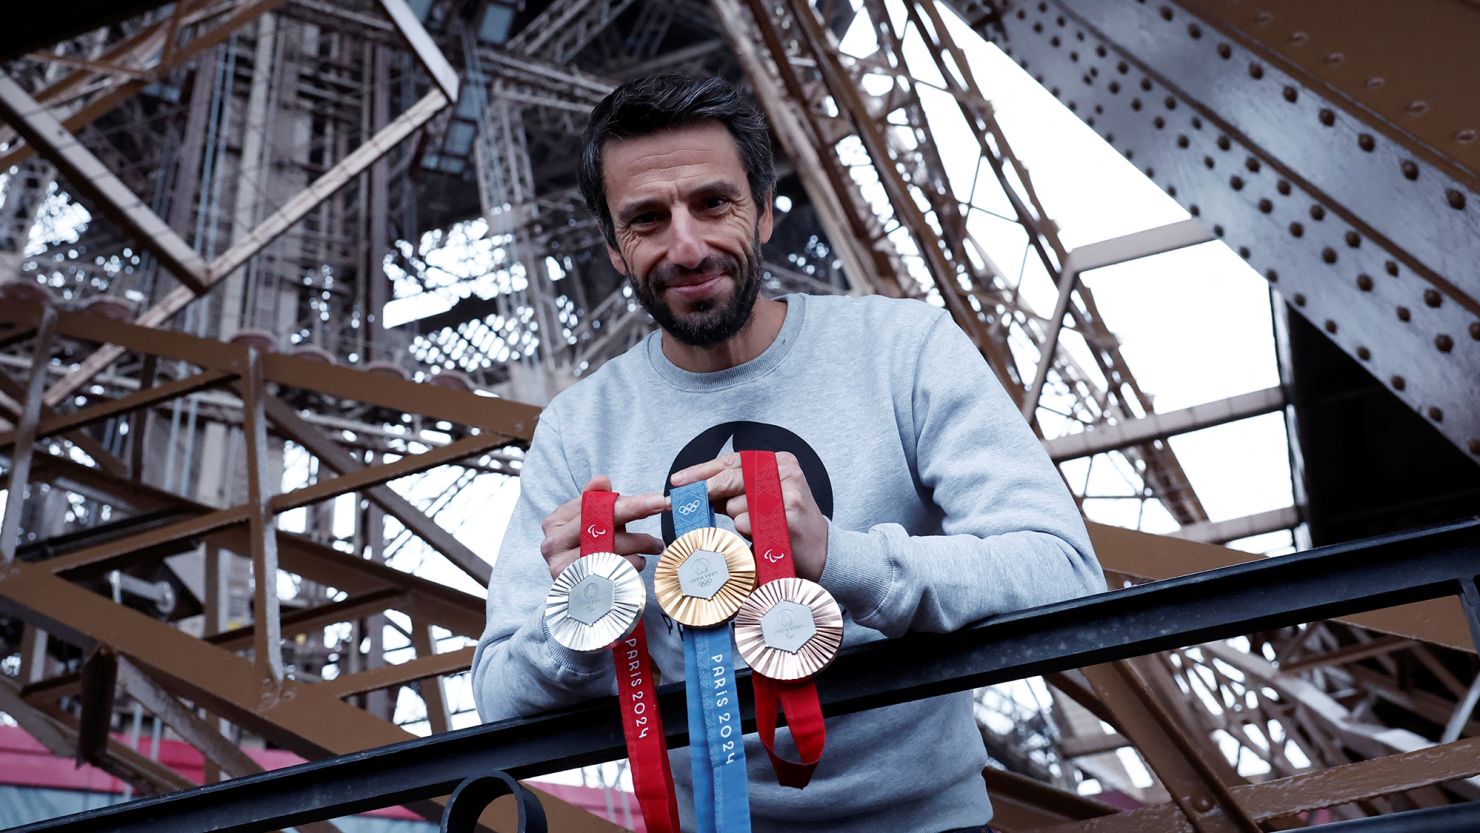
xmin=7 ymin=517 xmax=1478 ymax=833
xmin=0 ymin=306 xmax=56 ymax=564
xmin=0 ymin=77 xmax=210 ymax=293
xmin=41 ymin=77 xmax=453 ymax=406
xmin=1046 ymin=387 xmax=1287 ymax=462
xmin=1088 ymin=520 xmax=1476 ymax=652
xmin=256 ymin=391 xmax=495 ymax=585
xmin=1023 ymin=220 xmax=1216 ymax=419
xmin=1170 ymin=506 xmax=1300 ymax=544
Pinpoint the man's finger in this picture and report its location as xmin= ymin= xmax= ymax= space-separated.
xmin=723 ymin=494 xmax=749 ymax=520
xmin=546 ymin=548 xmax=580 ymax=580
xmin=733 ymin=511 xmax=752 ymax=538
xmin=545 ymin=474 xmax=609 ymax=530
xmin=699 ymin=465 xmax=747 ymax=500
xmin=670 ymin=452 xmax=741 ymax=487
xmin=613 ymin=492 xmax=670 ymax=525
xmin=612 ymin=532 xmax=665 ymax=555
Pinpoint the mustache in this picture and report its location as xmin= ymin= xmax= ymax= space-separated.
xmin=648 ymin=253 xmax=742 ymax=291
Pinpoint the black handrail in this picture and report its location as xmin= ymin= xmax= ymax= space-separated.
xmin=9 ymin=517 xmax=1480 ymax=833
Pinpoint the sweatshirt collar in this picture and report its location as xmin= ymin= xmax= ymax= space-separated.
xmin=646 ymin=293 xmax=806 ymax=391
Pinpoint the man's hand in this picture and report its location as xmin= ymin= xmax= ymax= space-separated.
xmin=670 ymin=452 xmax=828 ymax=582
xmin=539 ymin=476 xmax=669 ymax=580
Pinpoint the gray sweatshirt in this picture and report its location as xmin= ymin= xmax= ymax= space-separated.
xmin=472 ymin=293 xmax=1105 ymax=833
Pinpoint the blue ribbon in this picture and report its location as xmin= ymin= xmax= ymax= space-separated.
xmin=671 ymin=481 xmax=750 ymax=833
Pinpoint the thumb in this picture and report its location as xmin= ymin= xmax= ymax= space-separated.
xmin=583 ymin=474 xmax=613 ymax=493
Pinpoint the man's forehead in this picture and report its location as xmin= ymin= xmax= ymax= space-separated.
xmin=603 ymin=122 xmax=746 ymax=195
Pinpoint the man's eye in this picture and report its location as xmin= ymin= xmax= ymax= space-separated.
xmin=630 ymin=213 xmax=659 ymax=226
xmin=703 ymin=196 xmax=730 ymax=210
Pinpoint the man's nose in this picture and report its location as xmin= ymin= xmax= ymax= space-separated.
xmin=668 ymin=210 xmax=708 ymax=269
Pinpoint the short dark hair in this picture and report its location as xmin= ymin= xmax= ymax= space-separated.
xmin=578 ymin=74 xmax=775 ymax=248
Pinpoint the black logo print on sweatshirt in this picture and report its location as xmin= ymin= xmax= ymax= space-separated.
xmin=662 ymin=421 xmax=833 ymax=544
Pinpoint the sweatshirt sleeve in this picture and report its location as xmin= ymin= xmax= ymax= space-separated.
xmin=471 ymin=403 xmax=615 ymax=722
xmin=818 ymin=312 xmax=1107 ymax=637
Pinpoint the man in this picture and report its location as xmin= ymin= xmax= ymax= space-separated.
xmin=472 ymin=73 xmax=1104 ymax=833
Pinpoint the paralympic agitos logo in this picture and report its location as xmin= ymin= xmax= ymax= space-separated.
xmin=661 ymin=420 xmax=834 ymax=545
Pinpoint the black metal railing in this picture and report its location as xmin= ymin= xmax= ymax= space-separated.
xmin=8 ymin=518 xmax=1480 ymax=833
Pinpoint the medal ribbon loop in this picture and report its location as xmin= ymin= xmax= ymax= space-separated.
xmin=670 ymin=481 xmax=752 ymax=833
xmin=739 ymin=451 xmax=828 ymax=789
xmin=580 ymin=491 xmax=681 ymax=833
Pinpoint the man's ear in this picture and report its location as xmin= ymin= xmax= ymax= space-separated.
xmin=757 ymin=189 xmax=775 ymax=245
xmin=606 ymin=243 xmax=628 ymax=276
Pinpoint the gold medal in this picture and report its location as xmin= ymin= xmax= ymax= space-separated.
xmin=653 ymin=527 xmax=757 ymax=627
xmin=734 ymin=577 xmax=843 ymax=681
xmin=545 ymin=551 xmax=646 ymax=652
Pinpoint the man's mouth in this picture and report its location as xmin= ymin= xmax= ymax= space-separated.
xmin=663 ymin=273 xmax=726 ymax=301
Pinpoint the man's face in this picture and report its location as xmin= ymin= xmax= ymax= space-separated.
xmin=602 ymin=121 xmax=774 ymax=347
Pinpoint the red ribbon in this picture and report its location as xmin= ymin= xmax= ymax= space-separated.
xmin=581 ymin=491 xmax=681 ymax=833
xmin=739 ymin=452 xmax=828 ymax=789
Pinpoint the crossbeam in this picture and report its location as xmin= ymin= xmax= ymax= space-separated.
xmin=9 ymin=518 xmax=1478 ymax=833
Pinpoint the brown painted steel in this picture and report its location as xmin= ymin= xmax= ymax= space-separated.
xmin=0 ymin=563 xmax=621 ymax=832
xmin=318 ymin=647 xmax=476 ymax=700
xmin=1089 ymin=520 xmax=1475 ymax=652
xmin=1084 ymin=659 xmax=1261 ymax=833
xmin=0 ymin=305 xmax=55 ymax=564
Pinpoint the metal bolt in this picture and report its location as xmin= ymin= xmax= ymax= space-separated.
xmin=1401 ymin=160 xmax=1419 ymax=180
xmin=1325 ymin=51 xmax=1344 ymax=64
xmin=1407 ymin=99 xmax=1428 ymax=114
xmin=1469 ymin=322 xmax=1480 ymax=341
xmin=1294 ymin=293 xmax=1307 ymax=306
xmin=1446 ymin=189 xmax=1467 ymax=210
xmin=1456 ymin=129 xmax=1477 ymax=143
xmin=1357 ymin=346 xmax=1371 ymax=360
xmin=1424 ymin=289 xmax=1442 ymax=307
xmin=1386 ymin=260 xmax=1400 ymax=276
xmin=1391 ymin=375 xmax=1406 ymax=391
xmin=1283 ymin=86 xmax=1298 ymax=103
xmin=1358 ymin=133 xmax=1376 ymax=152
xmin=1435 ymin=334 xmax=1454 ymax=353
xmin=1469 ymin=439 xmax=1480 ymax=456
xmin=1324 ymin=319 xmax=1338 ymax=333
xmin=1366 ymin=76 xmax=1385 ymax=89
xmin=1427 ymin=406 xmax=1443 ymax=422
xmin=1356 ymin=274 xmax=1373 ymax=291
xmin=1396 ymin=306 xmax=1411 ymax=322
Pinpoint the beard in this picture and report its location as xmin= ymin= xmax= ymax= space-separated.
xmin=628 ymin=236 xmax=762 ymax=348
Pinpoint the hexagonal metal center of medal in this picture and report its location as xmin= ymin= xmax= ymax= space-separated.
xmin=677 ymin=549 xmax=729 ymax=600
xmin=567 ymin=575 xmax=615 ymax=625
xmin=760 ymin=601 xmax=816 ymax=653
